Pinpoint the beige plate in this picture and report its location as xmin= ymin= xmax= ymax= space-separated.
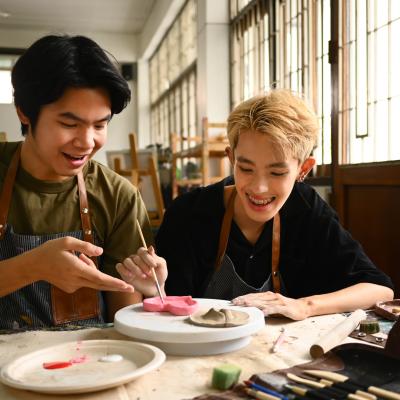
xmin=0 ymin=339 xmax=166 ymax=394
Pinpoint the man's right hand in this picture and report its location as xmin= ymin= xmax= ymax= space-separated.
xmin=29 ymin=236 xmax=134 ymax=293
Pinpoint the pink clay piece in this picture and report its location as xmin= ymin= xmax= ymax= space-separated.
xmin=143 ymin=296 xmax=199 ymax=316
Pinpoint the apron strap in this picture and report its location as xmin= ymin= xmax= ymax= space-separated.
xmin=271 ymin=212 xmax=281 ymax=293
xmin=77 ymin=171 xmax=97 ymax=265
xmin=0 ymin=142 xmax=100 ymax=324
xmin=51 ymin=171 xmax=100 ymax=324
xmin=215 ymin=186 xmax=281 ymax=293
xmin=0 ymin=143 xmax=22 ymax=240
xmin=215 ymin=187 xmax=236 ymax=270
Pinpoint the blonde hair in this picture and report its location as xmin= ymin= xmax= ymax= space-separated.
xmin=227 ymin=90 xmax=319 ymax=162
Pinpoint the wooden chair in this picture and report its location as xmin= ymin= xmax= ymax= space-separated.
xmin=114 ymin=133 xmax=165 ymax=227
xmin=170 ymin=118 xmax=229 ymax=198
xmin=0 ymin=132 xmax=7 ymax=142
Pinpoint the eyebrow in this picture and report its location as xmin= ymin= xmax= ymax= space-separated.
xmin=58 ymin=112 xmax=111 ymax=124
xmin=236 ymin=156 xmax=289 ymax=168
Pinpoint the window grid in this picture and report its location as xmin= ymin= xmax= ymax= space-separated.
xmin=230 ymin=0 xmax=331 ymax=168
xmin=230 ymin=0 xmax=272 ymax=108
xmin=149 ymin=0 xmax=197 ymax=146
xmin=314 ymin=0 xmax=331 ymax=165
xmin=339 ymin=0 xmax=400 ymax=164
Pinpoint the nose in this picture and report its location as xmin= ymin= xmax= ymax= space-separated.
xmin=251 ymin=173 xmax=269 ymax=194
xmin=73 ymin=126 xmax=95 ymax=149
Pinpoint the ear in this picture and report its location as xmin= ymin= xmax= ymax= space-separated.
xmin=297 ymin=157 xmax=316 ymax=181
xmin=225 ymin=146 xmax=235 ymax=166
xmin=16 ymin=107 xmax=30 ymax=125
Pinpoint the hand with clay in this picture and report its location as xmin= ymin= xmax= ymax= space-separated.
xmin=116 ymin=246 xmax=168 ymax=298
xmin=232 ymin=291 xmax=310 ymax=320
xmin=0 ymin=236 xmax=135 ymax=297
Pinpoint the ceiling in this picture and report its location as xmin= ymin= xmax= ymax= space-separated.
xmin=0 ymin=0 xmax=156 ymax=35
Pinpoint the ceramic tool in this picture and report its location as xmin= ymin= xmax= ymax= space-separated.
xmin=245 ymin=387 xmax=282 ymax=400
xmin=319 ymin=379 xmax=376 ymax=400
xmin=271 ymin=327 xmax=286 ymax=353
xmin=244 ymin=380 xmax=289 ymax=400
xmin=304 ymin=370 xmax=400 ymax=400
xmin=136 ymin=219 xmax=164 ymax=304
xmin=309 ymin=309 xmax=367 ymax=358
xmin=285 ymin=384 xmax=366 ymax=400
xmin=286 ymin=373 xmax=372 ymax=400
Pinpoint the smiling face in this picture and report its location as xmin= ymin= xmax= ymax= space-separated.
xmin=227 ymin=130 xmax=314 ymax=225
xmin=19 ymin=87 xmax=111 ymax=181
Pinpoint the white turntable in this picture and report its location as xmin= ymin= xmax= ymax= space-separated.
xmin=114 ymin=298 xmax=265 ymax=356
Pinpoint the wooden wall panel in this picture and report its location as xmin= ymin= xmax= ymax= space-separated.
xmin=345 ymin=186 xmax=400 ymax=296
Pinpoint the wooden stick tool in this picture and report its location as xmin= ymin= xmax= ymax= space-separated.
xmin=136 ymin=219 xmax=164 ymax=304
xmin=286 ymin=373 xmax=373 ymax=400
xmin=304 ymin=370 xmax=400 ymax=400
xmin=309 ymin=309 xmax=367 ymax=358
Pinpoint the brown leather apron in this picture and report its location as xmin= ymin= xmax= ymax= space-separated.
xmin=0 ymin=143 xmax=100 ymax=325
xmin=205 ymin=187 xmax=282 ymax=297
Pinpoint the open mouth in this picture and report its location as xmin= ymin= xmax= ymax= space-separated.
xmin=62 ymin=152 xmax=88 ymax=161
xmin=247 ymin=193 xmax=276 ymax=207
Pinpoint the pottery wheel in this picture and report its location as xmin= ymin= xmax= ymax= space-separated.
xmin=114 ymin=299 xmax=265 ymax=356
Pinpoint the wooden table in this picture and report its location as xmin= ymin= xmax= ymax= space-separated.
xmin=0 ymin=313 xmax=361 ymax=400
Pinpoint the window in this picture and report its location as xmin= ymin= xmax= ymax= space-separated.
xmin=230 ymin=0 xmax=332 ymax=169
xmin=339 ymin=0 xmax=400 ymax=164
xmin=314 ymin=0 xmax=332 ymax=165
xmin=230 ymin=0 xmax=273 ymax=107
xmin=149 ymin=0 xmax=197 ymax=147
xmin=0 ymin=54 xmax=19 ymax=104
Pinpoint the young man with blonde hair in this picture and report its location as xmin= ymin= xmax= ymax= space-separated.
xmin=118 ymin=90 xmax=393 ymax=320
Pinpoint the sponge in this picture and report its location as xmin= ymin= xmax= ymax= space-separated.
xmin=211 ymin=363 xmax=242 ymax=390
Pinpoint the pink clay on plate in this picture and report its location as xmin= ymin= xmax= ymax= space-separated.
xmin=143 ymin=296 xmax=199 ymax=316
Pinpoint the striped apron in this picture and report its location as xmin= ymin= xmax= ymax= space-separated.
xmin=204 ymin=188 xmax=287 ymax=299
xmin=0 ymin=144 xmax=105 ymax=329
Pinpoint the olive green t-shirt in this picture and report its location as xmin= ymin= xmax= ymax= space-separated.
xmin=0 ymin=141 xmax=153 ymax=277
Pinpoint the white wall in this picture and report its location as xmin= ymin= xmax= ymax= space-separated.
xmin=136 ymin=0 xmax=184 ymax=148
xmin=0 ymin=27 xmax=138 ymax=166
xmin=196 ymin=0 xmax=230 ymax=131
xmin=0 ymin=0 xmax=230 ymax=164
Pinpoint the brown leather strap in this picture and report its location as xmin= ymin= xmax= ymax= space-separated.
xmin=271 ymin=212 xmax=281 ymax=293
xmin=215 ymin=188 xmax=236 ymax=270
xmin=0 ymin=143 xmax=22 ymax=240
xmin=51 ymin=171 xmax=100 ymax=324
xmin=77 ymin=171 xmax=97 ymax=265
xmin=215 ymin=187 xmax=281 ymax=293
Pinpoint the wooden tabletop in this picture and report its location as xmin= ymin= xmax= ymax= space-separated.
xmin=0 ymin=313 xmax=360 ymax=400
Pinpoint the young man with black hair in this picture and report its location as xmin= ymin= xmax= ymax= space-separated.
xmin=0 ymin=34 xmax=152 ymax=329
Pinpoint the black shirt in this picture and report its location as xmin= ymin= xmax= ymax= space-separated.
xmin=156 ymin=177 xmax=394 ymax=298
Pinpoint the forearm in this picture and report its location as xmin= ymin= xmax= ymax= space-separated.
xmin=300 ymin=283 xmax=394 ymax=317
xmin=0 ymin=252 xmax=38 ymax=297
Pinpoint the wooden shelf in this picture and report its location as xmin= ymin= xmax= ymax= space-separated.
xmin=171 ymin=118 xmax=229 ymax=198
xmin=175 ymin=176 xmax=226 ymax=186
xmin=172 ymin=140 xmax=228 ymax=159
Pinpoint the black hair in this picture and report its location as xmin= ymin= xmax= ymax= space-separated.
xmin=12 ymin=34 xmax=131 ymax=135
